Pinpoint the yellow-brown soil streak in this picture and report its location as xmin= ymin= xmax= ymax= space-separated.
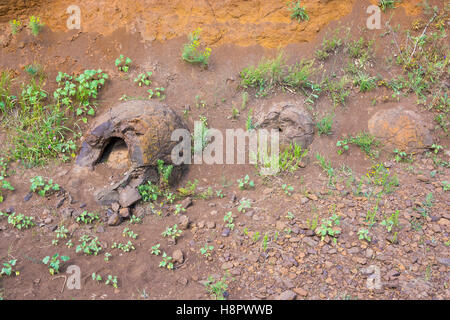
xmin=1 ymin=0 xmax=425 ymax=48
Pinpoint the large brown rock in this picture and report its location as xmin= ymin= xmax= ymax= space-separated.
xmin=255 ymin=101 xmax=315 ymax=149
xmin=76 ymin=100 xmax=188 ymax=207
xmin=368 ymin=106 xmax=433 ymax=153
xmin=76 ymin=100 xmax=187 ymax=169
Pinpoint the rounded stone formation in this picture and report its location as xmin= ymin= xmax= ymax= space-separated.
xmin=255 ymin=101 xmax=315 ymax=149
xmin=368 ymin=105 xmax=433 ymax=153
xmin=76 ymin=100 xmax=188 ymax=169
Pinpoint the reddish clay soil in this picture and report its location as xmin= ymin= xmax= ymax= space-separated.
xmin=0 ymin=0 xmax=449 ymax=300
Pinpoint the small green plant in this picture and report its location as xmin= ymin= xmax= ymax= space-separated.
xmin=278 ymin=143 xmax=308 ymax=173
xmin=246 ymin=109 xmax=255 ymax=131
xmin=115 ymin=55 xmax=132 ymax=72
xmin=200 ymin=244 xmax=214 ymax=258
xmin=52 ymin=225 xmax=69 ymax=245
xmin=237 ymin=174 xmax=255 ymax=190
xmin=282 ymin=184 xmax=294 ymax=196
xmin=316 ymin=33 xmax=343 ymax=60
xmin=381 ymin=210 xmax=400 ymax=233
xmin=129 ymin=215 xmax=142 ymax=224
xmin=353 ymin=73 xmax=377 ymax=92
xmin=105 ymin=275 xmax=118 ymax=288
xmin=150 ymin=244 xmax=161 ymax=256
xmin=350 ymin=131 xmax=379 ymax=158
xmin=177 ymin=180 xmax=198 ymax=197
xmin=92 ymin=272 xmax=102 ymax=282
xmin=237 ymin=199 xmax=252 ymax=213
xmin=76 ymin=211 xmax=99 ymax=224
xmin=28 ymin=16 xmax=44 ymax=36
xmin=378 ymin=0 xmax=401 ymax=12
xmin=442 ymin=181 xmax=450 ymax=191
xmin=147 ymin=87 xmax=166 ymax=101
xmin=430 ymin=144 xmax=443 ymax=154
xmin=111 ymin=241 xmax=135 ymax=252
xmin=223 ymin=212 xmax=235 ymax=230
xmin=287 ymin=1 xmax=309 ymax=23
xmin=7 ymin=212 xmax=35 ymax=230
xmin=252 ymin=231 xmax=261 ymax=242
xmin=157 ymin=159 xmax=173 ymax=186
xmin=30 ymin=176 xmax=59 ymax=197
xmin=393 ymin=149 xmax=412 ymax=163
xmin=134 ymin=72 xmax=152 ymax=87
xmin=336 ymin=138 xmax=350 ymax=155
xmin=104 ymin=252 xmax=112 ymax=261
xmin=9 ymin=19 xmax=21 ymax=35
xmin=138 ymin=181 xmax=161 ymax=202
xmin=286 ymin=211 xmax=295 ymax=220
xmin=204 ymin=275 xmax=229 ymax=300
xmin=76 ymin=235 xmax=102 ymax=255
xmin=317 ymin=114 xmax=333 ymax=136
xmin=181 ymin=29 xmax=211 ymax=66
xmin=42 ymin=254 xmax=70 ymax=275
xmin=1 ymin=259 xmax=19 ymax=277
xmin=357 ymin=228 xmax=372 ymax=242
xmin=162 ymin=224 xmax=182 ymax=241
xmin=316 ymin=214 xmax=341 ymax=243
xmin=159 ymin=252 xmax=174 ymax=270
xmin=122 ymin=227 xmax=138 ymax=239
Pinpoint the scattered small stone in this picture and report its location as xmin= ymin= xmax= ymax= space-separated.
xmin=111 ymin=202 xmax=120 ymax=212
xmin=177 ymin=277 xmax=188 ymax=286
xmin=79 ymin=203 xmax=87 ymax=209
xmin=181 ymin=197 xmax=193 ymax=209
xmin=179 ymin=215 xmax=190 ymax=230
xmin=303 ymin=237 xmax=318 ymax=247
xmin=172 ymin=250 xmax=184 ymax=264
xmin=24 ymin=193 xmax=33 ymax=202
xmin=221 ymin=262 xmax=233 ymax=270
xmin=44 ymin=217 xmax=53 ymax=224
xmin=119 ymin=207 xmax=130 ymax=219
xmin=56 ymin=197 xmax=66 ymax=208
xmin=107 ymin=213 xmax=122 ymax=226
xmin=206 ymin=221 xmax=216 ymax=229
xmin=118 ymin=186 xmax=142 ymax=208
xmin=276 ymin=290 xmax=296 ymax=300
xmin=293 ymin=288 xmax=308 ymax=297
xmin=221 ymin=228 xmax=230 ymax=237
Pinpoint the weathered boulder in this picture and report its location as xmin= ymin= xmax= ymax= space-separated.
xmin=76 ymin=100 xmax=188 ymax=207
xmin=368 ymin=106 xmax=433 ymax=153
xmin=255 ymin=101 xmax=314 ymax=149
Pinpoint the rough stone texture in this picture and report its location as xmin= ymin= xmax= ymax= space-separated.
xmin=275 ymin=290 xmax=297 ymax=300
xmin=76 ymin=100 xmax=187 ymax=169
xmin=255 ymin=101 xmax=315 ymax=149
xmin=107 ymin=213 xmax=122 ymax=226
xmin=76 ymin=100 xmax=188 ymax=207
xmin=368 ymin=106 xmax=433 ymax=153
xmin=172 ymin=249 xmax=184 ymax=264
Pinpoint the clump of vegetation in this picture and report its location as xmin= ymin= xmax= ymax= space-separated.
xmin=159 ymin=252 xmax=174 ymax=270
xmin=0 ymin=158 xmax=14 ymax=203
xmin=316 ymin=31 xmax=344 ymax=60
xmin=76 ymin=211 xmax=99 ymax=224
xmin=237 ymin=174 xmax=254 ymax=190
xmin=279 ymin=143 xmax=308 ymax=173
xmin=181 ymin=29 xmax=212 ymax=66
xmin=1 ymin=259 xmax=19 ymax=277
xmin=9 ymin=19 xmax=21 ymax=35
xmin=204 ymin=274 xmax=229 ymax=300
xmin=316 ymin=213 xmax=341 ymax=243
xmin=240 ymin=52 xmax=318 ymax=98
xmin=287 ymin=1 xmax=309 ymax=23
xmin=157 ymin=159 xmax=173 ymax=187
xmin=30 ymin=176 xmax=59 ymax=197
xmin=115 ymin=55 xmax=132 ymax=72
xmin=350 ymin=131 xmax=380 ymax=157
xmin=134 ymin=72 xmax=152 ymax=86
xmin=42 ymin=254 xmax=70 ymax=275
xmin=147 ymin=87 xmax=165 ymax=101
xmin=162 ymin=224 xmax=182 ymax=242
xmin=76 ymin=235 xmax=102 ymax=255
xmin=316 ymin=114 xmax=333 ymax=136
xmin=7 ymin=212 xmax=35 ymax=230
xmin=28 ymin=16 xmax=44 ymax=36
xmin=138 ymin=181 xmax=162 ymax=202
xmin=378 ymin=0 xmax=401 ymax=12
